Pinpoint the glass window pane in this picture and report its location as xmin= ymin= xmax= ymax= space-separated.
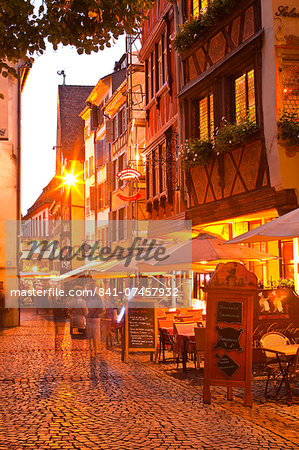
xmin=282 ymin=62 xmax=299 ymax=114
xmin=199 ymin=96 xmax=208 ymax=140
xmin=247 ymin=69 xmax=256 ymax=122
xmin=235 ymin=73 xmax=247 ymax=124
xmin=193 ymin=0 xmax=200 ymax=18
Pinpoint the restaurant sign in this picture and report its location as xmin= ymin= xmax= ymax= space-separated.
xmin=116 ymin=168 xmax=142 ymax=202
xmin=253 ymin=288 xmax=299 ymax=362
xmin=275 ymin=6 xmax=299 ymax=18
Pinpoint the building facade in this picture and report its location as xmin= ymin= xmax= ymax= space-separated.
xmin=0 ymin=62 xmax=30 ymax=326
xmin=141 ymin=0 xmax=299 ymax=290
xmin=140 ymin=0 xmax=186 ymax=221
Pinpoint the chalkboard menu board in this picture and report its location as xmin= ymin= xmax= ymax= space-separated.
xmin=123 ymin=299 xmax=158 ymax=363
xmin=217 ymin=301 xmax=243 ymax=323
xmin=128 ymin=307 xmax=155 ymax=349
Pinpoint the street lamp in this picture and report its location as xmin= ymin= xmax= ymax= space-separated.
xmin=62 ymin=170 xmax=78 ymax=188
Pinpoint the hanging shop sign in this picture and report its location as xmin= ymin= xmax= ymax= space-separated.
xmin=116 ymin=168 xmax=142 ymax=202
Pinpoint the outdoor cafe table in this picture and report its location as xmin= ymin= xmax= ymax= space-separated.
xmin=173 ymin=330 xmax=196 ymax=372
xmin=261 ymin=344 xmax=299 ymax=404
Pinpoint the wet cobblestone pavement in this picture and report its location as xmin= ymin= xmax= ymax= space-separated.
xmin=0 ymin=312 xmax=298 ymax=449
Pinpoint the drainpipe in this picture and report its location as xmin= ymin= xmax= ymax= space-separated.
xmin=16 ymin=65 xmax=22 ymax=326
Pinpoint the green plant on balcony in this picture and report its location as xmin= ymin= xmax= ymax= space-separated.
xmin=277 ymin=111 xmax=299 ymax=146
xmin=214 ymin=117 xmax=258 ymax=155
xmin=180 ymin=138 xmax=214 ymax=169
xmin=174 ymin=0 xmax=238 ymax=53
xmin=182 ymin=117 xmax=258 ymax=169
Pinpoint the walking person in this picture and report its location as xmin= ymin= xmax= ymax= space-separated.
xmin=85 ymin=280 xmax=104 ymax=357
xmin=69 ymin=285 xmax=88 ymax=335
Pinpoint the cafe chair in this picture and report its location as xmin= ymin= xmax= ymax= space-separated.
xmin=194 ymin=327 xmax=205 ymax=369
xmin=288 ymin=348 xmax=299 ymax=401
xmin=260 ymin=332 xmax=290 ymax=397
xmin=173 ymin=322 xmax=197 ymax=371
xmin=158 ymin=319 xmax=175 ymax=362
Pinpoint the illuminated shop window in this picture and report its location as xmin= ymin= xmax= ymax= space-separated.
xmin=199 ymin=94 xmax=214 ymax=140
xmin=282 ymin=62 xmax=299 ymax=114
xmin=281 ymin=240 xmax=294 ymax=280
xmin=234 ymin=69 xmax=256 ymax=124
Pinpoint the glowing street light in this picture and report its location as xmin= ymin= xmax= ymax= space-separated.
xmin=62 ymin=170 xmax=78 ymax=187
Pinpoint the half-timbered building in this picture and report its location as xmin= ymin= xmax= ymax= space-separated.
xmin=174 ymin=0 xmax=299 ymax=288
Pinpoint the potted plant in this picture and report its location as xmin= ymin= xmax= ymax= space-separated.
xmin=180 ymin=138 xmax=214 ymax=169
xmin=214 ymin=117 xmax=258 ymax=155
xmin=174 ymin=0 xmax=238 ymax=54
xmin=277 ymin=111 xmax=299 ymax=157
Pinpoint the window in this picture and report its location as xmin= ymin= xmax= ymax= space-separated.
xmin=159 ymin=143 xmax=166 ymax=192
xmin=145 ymin=34 xmax=168 ymax=104
xmin=234 ymin=69 xmax=256 ymax=124
xmin=161 ymin=33 xmax=167 ymax=86
xmin=199 ymin=93 xmax=214 ymax=140
xmin=192 ymin=0 xmax=200 ymax=17
xmin=281 ymin=241 xmax=294 ymax=279
xmin=152 ymin=148 xmax=159 ymax=196
xmin=146 ymin=142 xmax=167 ymax=199
xmin=146 ymin=153 xmax=152 ymax=199
xmin=98 ymin=183 xmax=106 ymax=210
xmin=145 ymin=59 xmax=149 ymax=104
xmin=157 ymin=40 xmax=162 ymax=91
xmin=118 ymin=153 xmax=125 ymax=172
xmin=191 ymin=0 xmax=208 ymax=17
xmin=282 ymin=61 xmax=299 ymax=114
xmin=150 ymin=51 xmax=155 ymax=99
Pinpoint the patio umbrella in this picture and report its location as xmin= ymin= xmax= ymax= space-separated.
xmin=155 ymin=233 xmax=276 ymax=269
xmin=227 ymin=208 xmax=299 ymax=243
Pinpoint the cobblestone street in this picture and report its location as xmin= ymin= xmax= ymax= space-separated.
xmin=0 ymin=311 xmax=298 ymax=450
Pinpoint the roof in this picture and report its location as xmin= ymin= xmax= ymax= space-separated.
xmin=58 ymin=85 xmax=94 ymax=161
xmin=23 ymin=177 xmax=61 ymax=219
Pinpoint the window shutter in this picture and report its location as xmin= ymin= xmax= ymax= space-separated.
xmin=90 ymin=186 xmax=95 ymax=211
xmin=90 ymin=105 xmax=98 ymax=130
xmin=106 ymin=161 xmax=112 ymax=203
xmin=106 ymin=120 xmax=112 ymax=144
xmin=102 ymin=137 xmax=107 ymax=163
xmin=96 ymin=140 xmax=104 ymax=167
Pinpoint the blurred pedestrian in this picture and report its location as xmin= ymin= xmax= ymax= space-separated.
xmin=85 ymin=280 xmax=104 ymax=356
xmin=69 ymin=285 xmax=88 ymax=335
